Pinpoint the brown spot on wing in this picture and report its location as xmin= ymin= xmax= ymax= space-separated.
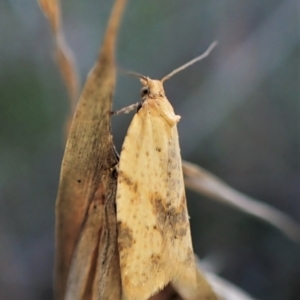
xmin=150 ymin=253 xmax=161 ymax=265
xmin=118 ymin=221 xmax=135 ymax=271
xmin=151 ymin=194 xmax=188 ymax=239
xmin=184 ymin=248 xmax=194 ymax=266
xmin=118 ymin=171 xmax=139 ymax=196
xmin=118 ymin=170 xmax=133 ymax=186
xmin=118 ymin=222 xmax=134 ymax=251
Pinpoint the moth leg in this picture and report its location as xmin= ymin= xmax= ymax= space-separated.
xmin=110 ymin=102 xmax=140 ymax=115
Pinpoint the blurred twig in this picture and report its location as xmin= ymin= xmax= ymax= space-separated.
xmin=183 ymin=160 xmax=300 ymax=242
xmin=38 ymin=0 xmax=79 ymax=114
xmin=204 ymin=273 xmax=257 ymax=300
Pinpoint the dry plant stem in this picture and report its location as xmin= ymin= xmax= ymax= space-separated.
xmin=51 ymin=0 xmax=127 ymax=299
xmin=38 ymin=0 xmax=79 ymax=114
xmin=204 ymin=272 xmax=256 ymax=300
xmin=182 ymin=160 xmax=300 ymax=242
xmin=194 ymin=256 xmax=255 ymax=300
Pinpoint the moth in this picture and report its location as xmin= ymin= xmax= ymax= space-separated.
xmin=115 ymin=42 xmax=217 ymax=300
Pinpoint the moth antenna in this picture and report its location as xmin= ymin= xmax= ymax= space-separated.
xmin=117 ymin=66 xmax=148 ymax=81
xmin=161 ymin=41 xmax=218 ymax=83
xmin=126 ymin=71 xmax=148 ymax=81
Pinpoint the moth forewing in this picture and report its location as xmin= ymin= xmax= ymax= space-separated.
xmin=116 ymin=79 xmax=197 ymax=300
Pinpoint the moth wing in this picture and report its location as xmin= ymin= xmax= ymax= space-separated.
xmin=117 ymin=99 xmax=196 ymax=300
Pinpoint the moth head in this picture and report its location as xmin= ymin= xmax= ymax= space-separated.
xmin=139 ymin=77 xmax=150 ymax=97
xmin=140 ymin=78 xmax=165 ymax=99
xmin=126 ymin=72 xmax=165 ymax=99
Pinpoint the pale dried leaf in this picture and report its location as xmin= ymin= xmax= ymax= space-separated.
xmin=91 ymin=171 xmax=121 ymax=300
xmin=183 ymin=160 xmax=300 ymax=242
xmin=52 ymin=0 xmax=127 ymax=299
xmin=65 ymin=185 xmax=105 ymax=300
xmin=92 ymin=234 xmax=121 ymax=300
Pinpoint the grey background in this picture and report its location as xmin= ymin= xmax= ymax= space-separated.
xmin=0 ymin=0 xmax=299 ymax=299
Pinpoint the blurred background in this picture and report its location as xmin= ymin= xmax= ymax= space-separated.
xmin=0 ymin=0 xmax=299 ymax=299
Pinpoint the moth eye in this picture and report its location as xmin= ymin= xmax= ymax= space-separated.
xmin=140 ymin=87 xmax=150 ymax=97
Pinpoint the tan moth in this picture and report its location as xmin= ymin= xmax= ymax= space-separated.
xmin=115 ymin=41 xmax=217 ymax=300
